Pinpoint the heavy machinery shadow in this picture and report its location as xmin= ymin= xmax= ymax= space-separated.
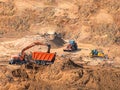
xmin=21 ymin=63 xmax=40 ymax=70
xmin=69 ymin=59 xmax=83 ymax=68
xmin=63 ymin=48 xmax=81 ymax=53
xmin=71 ymin=48 xmax=81 ymax=53
xmin=50 ymin=35 xmax=65 ymax=48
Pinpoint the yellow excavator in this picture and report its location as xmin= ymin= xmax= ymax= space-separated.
xmin=89 ymin=49 xmax=106 ymax=58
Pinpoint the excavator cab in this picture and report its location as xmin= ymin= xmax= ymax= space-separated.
xmin=9 ymin=54 xmax=27 ymax=65
xmin=63 ymin=40 xmax=78 ymax=52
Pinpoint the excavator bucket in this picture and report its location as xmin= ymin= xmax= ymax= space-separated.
xmin=32 ymin=52 xmax=56 ymax=65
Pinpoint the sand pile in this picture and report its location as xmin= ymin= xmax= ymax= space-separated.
xmin=0 ymin=58 xmax=119 ymax=90
xmin=0 ymin=0 xmax=120 ymax=90
xmin=49 ymin=35 xmax=65 ymax=48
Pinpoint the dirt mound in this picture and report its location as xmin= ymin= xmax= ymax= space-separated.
xmin=12 ymin=69 xmax=29 ymax=79
xmin=49 ymin=36 xmax=65 ymax=48
xmin=0 ymin=0 xmax=120 ymax=90
xmin=50 ymin=59 xmax=83 ymax=71
xmin=2 ymin=58 xmax=119 ymax=90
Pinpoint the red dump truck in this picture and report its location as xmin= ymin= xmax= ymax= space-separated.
xmin=32 ymin=52 xmax=55 ymax=65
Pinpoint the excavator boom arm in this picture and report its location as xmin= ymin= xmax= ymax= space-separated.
xmin=19 ymin=42 xmax=51 ymax=60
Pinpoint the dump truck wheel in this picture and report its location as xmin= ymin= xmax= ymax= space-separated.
xmin=35 ymin=61 xmax=38 ymax=64
xmin=41 ymin=61 xmax=46 ymax=65
xmin=35 ymin=61 xmax=40 ymax=65
xmin=9 ymin=60 xmax=15 ymax=64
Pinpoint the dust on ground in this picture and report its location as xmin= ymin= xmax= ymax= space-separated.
xmin=0 ymin=35 xmax=120 ymax=90
xmin=0 ymin=0 xmax=120 ymax=90
xmin=0 ymin=58 xmax=120 ymax=90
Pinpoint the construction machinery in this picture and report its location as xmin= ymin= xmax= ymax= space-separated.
xmin=9 ymin=42 xmax=56 ymax=65
xmin=63 ymin=40 xmax=78 ymax=52
xmin=89 ymin=49 xmax=106 ymax=58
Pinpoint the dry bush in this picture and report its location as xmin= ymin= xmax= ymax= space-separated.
xmin=90 ymin=23 xmax=119 ymax=45
xmin=78 ymin=2 xmax=99 ymax=18
xmin=0 ymin=15 xmax=30 ymax=33
xmin=44 ymin=0 xmax=56 ymax=5
xmin=113 ymin=11 xmax=120 ymax=45
xmin=22 ymin=7 xmax=56 ymax=25
xmin=0 ymin=1 xmax=15 ymax=16
xmin=99 ymin=0 xmax=120 ymax=13
xmin=0 ymin=0 xmax=119 ymax=46
xmin=114 ymin=11 xmax=120 ymax=28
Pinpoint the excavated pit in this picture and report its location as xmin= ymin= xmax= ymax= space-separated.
xmin=0 ymin=0 xmax=120 ymax=90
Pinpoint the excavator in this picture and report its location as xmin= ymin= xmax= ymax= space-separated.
xmin=9 ymin=42 xmax=56 ymax=65
xmin=63 ymin=40 xmax=78 ymax=52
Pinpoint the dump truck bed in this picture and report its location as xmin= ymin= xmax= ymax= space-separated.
xmin=32 ymin=52 xmax=55 ymax=61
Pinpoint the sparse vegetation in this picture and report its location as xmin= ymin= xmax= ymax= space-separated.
xmin=44 ymin=0 xmax=56 ymax=5
xmin=0 ymin=1 xmax=120 ymax=89
xmin=0 ymin=0 xmax=119 ymax=46
xmin=0 ymin=1 xmax=15 ymax=16
xmin=90 ymin=23 xmax=119 ymax=45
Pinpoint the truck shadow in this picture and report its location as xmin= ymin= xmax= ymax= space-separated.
xmin=71 ymin=48 xmax=81 ymax=53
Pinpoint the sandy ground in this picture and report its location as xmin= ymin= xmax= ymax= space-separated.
xmin=0 ymin=0 xmax=120 ymax=90
xmin=0 ymin=35 xmax=119 ymax=66
xmin=0 ymin=35 xmax=120 ymax=90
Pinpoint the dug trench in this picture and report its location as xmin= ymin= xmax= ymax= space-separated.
xmin=0 ymin=59 xmax=120 ymax=90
